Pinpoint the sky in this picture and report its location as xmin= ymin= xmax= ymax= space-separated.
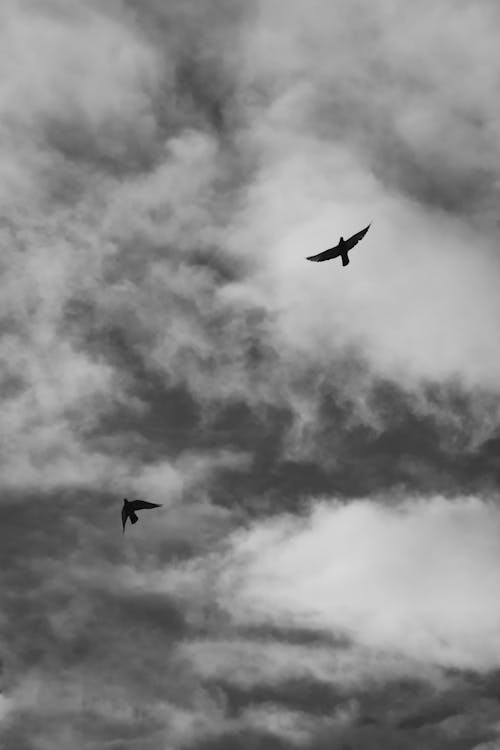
xmin=2 ymin=0 xmax=500 ymax=748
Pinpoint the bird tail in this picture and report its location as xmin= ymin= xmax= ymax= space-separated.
xmin=341 ymin=252 xmax=350 ymax=267
xmin=130 ymin=511 xmax=139 ymax=524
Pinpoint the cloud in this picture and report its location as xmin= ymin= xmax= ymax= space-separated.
xmin=0 ymin=1 xmax=161 ymax=166
xmin=1 ymin=0 xmax=499 ymax=500
xmin=181 ymin=636 xmax=446 ymax=692
xmin=0 ymin=1 xmax=263 ymax=493
xmin=218 ymin=495 xmax=500 ymax=671
xmin=2 ymin=1 xmax=500 ymax=748
xmin=230 ymin=0 xmax=500 ymax=388
xmin=0 ymin=1 xmax=163 ymax=490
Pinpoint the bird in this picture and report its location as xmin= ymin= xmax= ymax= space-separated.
xmin=306 ymin=223 xmax=371 ymax=266
xmin=121 ymin=498 xmax=162 ymax=533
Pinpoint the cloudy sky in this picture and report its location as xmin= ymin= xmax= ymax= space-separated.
xmin=2 ymin=0 xmax=500 ymax=747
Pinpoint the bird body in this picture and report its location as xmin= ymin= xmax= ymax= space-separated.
xmin=306 ymin=223 xmax=371 ymax=265
xmin=121 ymin=498 xmax=161 ymax=532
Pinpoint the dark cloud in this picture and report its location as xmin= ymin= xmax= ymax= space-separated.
xmin=186 ymin=731 xmax=291 ymax=750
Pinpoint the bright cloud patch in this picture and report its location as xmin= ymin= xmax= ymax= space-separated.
xmin=220 ymin=496 xmax=500 ymax=670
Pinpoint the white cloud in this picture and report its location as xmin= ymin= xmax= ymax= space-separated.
xmin=218 ymin=495 xmax=500 ymax=671
xmin=0 ymin=1 xmax=160 ymax=145
xmin=234 ymin=114 xmax=500 ymax=389
xmin=231 ymin=0 xmax=500 ymax=388
xmin=0 ymin=2 xmax=163 ymax=492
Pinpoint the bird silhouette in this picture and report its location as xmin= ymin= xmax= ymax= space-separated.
xmin=121 ymin=498 xmax=162 ymax=533
xmin=306 ymin=223 xmax=371 ymax=266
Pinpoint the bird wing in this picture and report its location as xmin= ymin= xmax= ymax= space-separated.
xmin=305 ymin=242 xmax=340 ymax=262
xmin=343 ymin=223 xmax=371 ymax=251
xmin=121 ymin=506 xmax=128 ymax=532
xmin=129 ymin=499 xmax=162 ymax=510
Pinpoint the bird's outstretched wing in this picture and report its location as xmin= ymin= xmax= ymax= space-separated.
xmin=129 ymin=499 xmax=162 ymax=510
xmin=343 ymin=223 xmax=371 ymax=251
xmin=306 ymin=243 xmax=340 ymax=262
xmin=121 ymin=506 xmax=128 ymax=533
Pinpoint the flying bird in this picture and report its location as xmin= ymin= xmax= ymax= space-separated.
xmin=306 ymin=223 xmax=371 ymax=266
xmin=121 ymin=498 xmax=162 ymax=533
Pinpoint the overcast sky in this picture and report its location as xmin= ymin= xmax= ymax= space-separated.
xmin=2 ymin=1 xmax=500 ymax=748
